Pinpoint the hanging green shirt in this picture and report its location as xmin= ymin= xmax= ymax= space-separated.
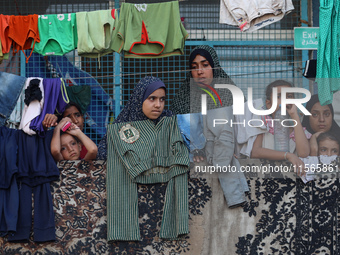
xmin=111 ymin=1 xmax=188 ymax=58
xmin=107 ymin=116 xmax=190 ymax=241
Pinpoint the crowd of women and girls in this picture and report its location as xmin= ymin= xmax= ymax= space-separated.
xmin=45 ymin=45 xmax=340 ymax=177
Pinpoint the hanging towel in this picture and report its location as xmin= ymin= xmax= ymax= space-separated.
xmin=65 ymin=85 xmax=91 ymax=115
xmin=315 ymin=0 xmax=340 ymax=105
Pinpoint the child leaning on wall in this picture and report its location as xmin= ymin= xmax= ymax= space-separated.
xmin=250 ymin=80 xmax=310 ymax=173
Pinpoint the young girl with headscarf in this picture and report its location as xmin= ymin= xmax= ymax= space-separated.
xmin=96 ymin=76 xmax=173 ymax=159
xmin=106 ymin=76 xmax=190 ymax=241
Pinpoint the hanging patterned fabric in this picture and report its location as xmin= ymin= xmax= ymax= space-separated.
xmin=315 ymin=0 xmax=340 ymax=105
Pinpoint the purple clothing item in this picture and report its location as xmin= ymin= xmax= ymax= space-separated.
xmin=30 ymin=78 xmax=68 ymax=137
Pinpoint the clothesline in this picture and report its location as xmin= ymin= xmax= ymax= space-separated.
xmin=98 ymin=68 xmax=300 ymax=87
xmin=1 ymin=1 xmax=188 ymax=63
xmin=48 ymin=59 xmax=305 ymax=81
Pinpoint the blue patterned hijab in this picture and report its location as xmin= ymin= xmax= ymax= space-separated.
xmin=114 ymin=76 xmax=173 ymax=124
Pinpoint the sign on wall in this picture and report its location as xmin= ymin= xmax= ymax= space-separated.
xmin=294 ymin=27 xmax=319 ymax=50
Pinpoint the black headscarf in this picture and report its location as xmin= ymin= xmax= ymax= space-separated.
xmin=170 ymin=45 xmax=235 ymax=114
xmin=301 ymin=94 xmax=340 ymax=137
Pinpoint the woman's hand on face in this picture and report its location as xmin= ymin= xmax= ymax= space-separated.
xmin=42 ymin=114 xmax=58 ymax=130
xmin=286 ymin=152 xmax=306 ymax=176
xmin=309 ymin=131 xmax=323 ymax=156
xmin=313 ymin=131 xmax=323 ymax=140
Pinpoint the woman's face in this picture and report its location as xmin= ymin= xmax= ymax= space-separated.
xmin=309 ymin=103 xmax=332 ymax=133
xmin=60 ymin=133 xmax=81 ymax=160
xmin=190 ymin=54 xmax=214 ymax=86
xmin=318 ymin=138 xmax=339 ymax=156
xmin=63 ymin=106 xmax=84 ymax=131
xmin=142 ymin=88 xmax=165 ymax=120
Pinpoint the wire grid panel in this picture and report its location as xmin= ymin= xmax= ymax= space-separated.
xmin=0 ymin=0 xmax=305 ymax=144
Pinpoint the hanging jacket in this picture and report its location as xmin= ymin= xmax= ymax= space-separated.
xmin=204 ymin=106 xmax=249 ymax=207
xmin=107 ymin=116 xmax=189 ymax=241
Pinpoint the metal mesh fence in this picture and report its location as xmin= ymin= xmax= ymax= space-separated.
xmin=0 ymin=0 xmax=305 ymax=144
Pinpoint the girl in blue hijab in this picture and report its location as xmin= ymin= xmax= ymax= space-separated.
xmin=97 ymin=76 xmax=172 ymax=159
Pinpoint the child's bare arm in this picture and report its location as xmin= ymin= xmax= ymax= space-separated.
xmin=251 ymin=134 xmax=288 ymax=160
xmin=42 ymin=113 xmax=58 ymax=130
xmin=309 ymin=132 xmax=322 ymax=156
xmin=287 ymin=105 xmax=310 ymax=157
xmin=67 ymin=125 xmax=98 ymax=160
xmin=51 ymin=122 xmax=65 ymax=161
xmin=251 ymin=134 xmax=305 ymax=175
xmin=50 ymin=118 xmax=74 ymax=161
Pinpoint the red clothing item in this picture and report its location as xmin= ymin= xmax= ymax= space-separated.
xmin=80 ymin=144 xmax=88 ymax=159
xmin=8 ymin=14 xmax=40 ymax=63
xmin=129 ymin=21 xmax=164 ymax=56
xmin=0 ymin=15 xmax=11 ymax=54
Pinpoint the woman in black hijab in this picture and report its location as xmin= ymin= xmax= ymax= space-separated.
xmin=301 ymin=94 xmax=340 ymax=155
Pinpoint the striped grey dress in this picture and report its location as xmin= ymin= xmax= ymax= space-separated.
xmin=107 ymin=116 xmax=189 ymax=241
